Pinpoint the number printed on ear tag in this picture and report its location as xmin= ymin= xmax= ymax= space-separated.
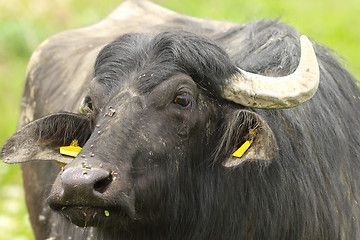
xmin=60 ymin=139 xmax=82 ymax=157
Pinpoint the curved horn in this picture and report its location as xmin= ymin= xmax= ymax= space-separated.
xmin=221 ymin=35 xmax=320 ymax=109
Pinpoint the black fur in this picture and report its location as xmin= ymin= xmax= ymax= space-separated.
xmin=94 ymin=31 xmax=237 ymax=98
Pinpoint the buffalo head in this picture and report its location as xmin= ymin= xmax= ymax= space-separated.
xmin=1 ymin=31 xmax=318 ymax=232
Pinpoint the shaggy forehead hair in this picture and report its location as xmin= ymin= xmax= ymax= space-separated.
xmin=93 ymin=31 xmax=237 ymax=96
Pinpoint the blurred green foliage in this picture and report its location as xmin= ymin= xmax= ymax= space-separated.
xmin=0 ymin=0 xmax=359 ymax=239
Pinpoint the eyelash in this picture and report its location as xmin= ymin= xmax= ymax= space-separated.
xmin=80 ymin=96 xmax=93 ymax=115
xmin=173 ymin=93 xmax=192 ymax=107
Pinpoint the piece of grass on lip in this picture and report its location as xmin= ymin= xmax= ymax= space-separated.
xmin=104 ymin=210 xmax=110 ymax=217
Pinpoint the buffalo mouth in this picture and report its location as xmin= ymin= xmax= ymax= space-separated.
xmin=52 ymin=205 xmax=134 ymax=228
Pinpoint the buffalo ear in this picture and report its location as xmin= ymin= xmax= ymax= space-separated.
xmin=1 ymin=113 xmax=91 ymax=165
xmin=220 ymin=110 xmax=278 ymax=168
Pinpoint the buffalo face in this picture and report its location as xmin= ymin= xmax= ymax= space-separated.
xmin=48 ymin=71 xmax=216 ymax=228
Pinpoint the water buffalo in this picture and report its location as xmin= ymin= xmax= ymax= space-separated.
xmin=1 ymin=0 xmax=360 ymax=239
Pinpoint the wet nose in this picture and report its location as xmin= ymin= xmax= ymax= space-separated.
xmin=59 ymin=167 xmax=113 ymax=203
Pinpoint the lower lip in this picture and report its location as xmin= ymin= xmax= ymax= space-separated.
xmin=59 ymin=206 xmax=127 ymax=227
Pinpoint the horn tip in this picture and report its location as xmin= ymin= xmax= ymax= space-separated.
xmin=300 ymin=35 xmax=311 ymax=46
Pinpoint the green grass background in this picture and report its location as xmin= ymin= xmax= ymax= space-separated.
xmin=0 ymin=0 xmax=359 ymax=239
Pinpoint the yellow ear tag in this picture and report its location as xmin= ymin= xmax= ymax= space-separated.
xmin=232 ymin=138 xmax=254 ymax=158
xmin=60 ymin=139 xmax=82 ymax=158
xmin=232 ymin=127 xmax=257 ymax=158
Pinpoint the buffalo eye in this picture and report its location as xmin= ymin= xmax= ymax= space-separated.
xmin=174 ymin=93 xmax=192 ymax=107
xmin=79 ymin=96 xmax=93 ymax=115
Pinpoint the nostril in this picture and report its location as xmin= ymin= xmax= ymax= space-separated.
xmin=93 ymin=174 xmax=113 ymax=193
xmin=60 ymin=167 xmax=113 ymax=196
